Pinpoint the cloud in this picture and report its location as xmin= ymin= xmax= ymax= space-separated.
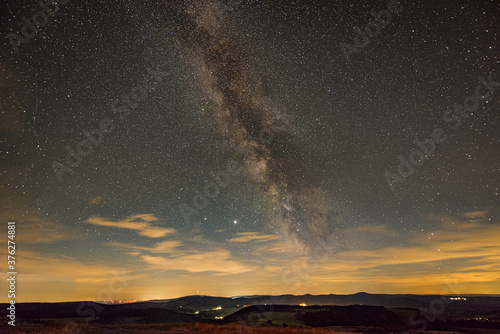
xmin=302 ymin=220 xmax=500 ymax=292
xmin=228 ymin=232 xmax=279 ymax=243
xmin=111 ymin=240 xmax=182 ymax=254
xmin=462 ymin=210 xmax=489 ymax=219
xmin=346 ymin=225 xmax=389 ymax=235
xmin=89 ymin=195 xmax=103 ymax=205
xmin=141 ymin=249 xmax=252 ymax=275
xmin=0 ymin=209 xmax=73 ymax=244
xmin=111 ymin=237 xmax=253 ymax=275
xmin=0 ymin=248 xmax=137 ymax=302
xmin=87 ymin=214 xmax=175 ymax=238
xmin=5 ymin=208 xmax=499 ymax=302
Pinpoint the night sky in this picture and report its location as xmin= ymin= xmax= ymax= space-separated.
xmin=1 ymin=0 xmax=499 ymax=302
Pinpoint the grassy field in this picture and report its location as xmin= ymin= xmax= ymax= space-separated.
xmin=3 ymin=321 xmax=360 ymax=333
xmin=4 ymin=321 xmax=483 ymax=334
xmin=236 ymin=311 xmax=306 ymax=327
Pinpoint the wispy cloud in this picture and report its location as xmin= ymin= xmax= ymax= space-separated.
xmin=228 ymin=232 xmax=279 ymax=243
xmin=141 ymin=249 xmax=253 ymax=275
xmin=111 ymin=240 xmax=182 ymax=254
xmin=87 ymin=214 xmax=175 ymax=238
xmin=0 ymin=209 xmax=72 ymax=244
xmin=462 ymin=210 xmax=489 ymax=219
xmin=346 ymin=225 xmax=390 ymax=235
xmin=4 ymin=209 xmax=499 ymax=302
xmin=0 ymin=248 xmax=137 ymax=302
xmin=303 ymin=219 xmax=500 ymax=292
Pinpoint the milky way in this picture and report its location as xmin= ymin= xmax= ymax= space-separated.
xmin=163 ymin=0 xmax=341 ymax=254
xmin=2 ymin=0 xmax=498 ymax=302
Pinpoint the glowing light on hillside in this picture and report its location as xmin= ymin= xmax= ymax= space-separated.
xmin=449 ymin=297 xmax=467 ymax=300
xmin=100 ymin=299 xmax=137 ymax=304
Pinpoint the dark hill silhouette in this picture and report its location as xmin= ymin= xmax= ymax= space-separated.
xmin=2 ymin=292 xmax=500 ymax=329
xmin=223 ymin=304 xmax=298 ymax=322
xmin=297 ymin=305 xmax=403 ymax=328
xmin=166 ymin=295 xmax=249 ymax=310
xmin=0 ymin=301 xmax=200 ymax=324
xmin=223 ymin=304 xmax=405 ymax=330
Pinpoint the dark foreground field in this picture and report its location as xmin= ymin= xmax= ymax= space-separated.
xmin=4 ymin=322 xmax=500 ymax=334
xmin=0 ymin=322 xmax=358 ymax=333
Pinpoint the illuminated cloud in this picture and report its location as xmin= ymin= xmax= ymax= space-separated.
xmin=141 ymin=249 xmax=252 ymax=275
xmin=3 ymin=208 xmax=499 ymax=303
xmin=346 ymin=225 xmax=390 ymax=234
xmin=228 ymin=232 xmax=279 ymax=243
xmin=0 ymin=210 xmax=72 ymax=244
xmin=89 ymin=195 xmax=103 ymax=205
xmin=304 ymin=220 xmax=500 ymax=292
xmin=462 ymin=210 xmax=489 ymax=219
xmin=87 ymin=214 xmax=176 ymax=238
xmin=0 ymin=248 xmax=136 ymax=302
xmin=111 ymin=240 xmax=182 ymax=254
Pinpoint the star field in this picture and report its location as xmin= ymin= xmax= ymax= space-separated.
xmin=0 ymin=0 xmax=499 ymax=301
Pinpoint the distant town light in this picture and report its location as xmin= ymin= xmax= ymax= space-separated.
xmin=449 ymin=297 xmax=467 ymax=301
